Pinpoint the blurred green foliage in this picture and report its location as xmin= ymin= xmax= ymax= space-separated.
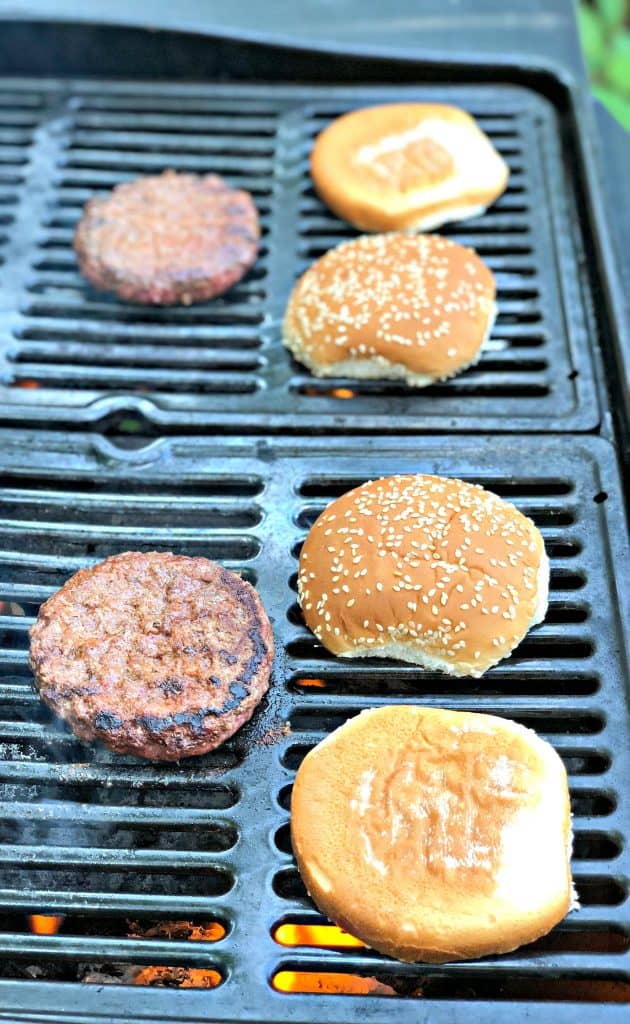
xmin=578 ymin=0 xmax=630 ymax=127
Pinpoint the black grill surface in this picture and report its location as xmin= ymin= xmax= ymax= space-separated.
xmin=0 ymin=433 xmax=627 ymax=1023
xmin=0 ymin=78 xmax=600 ymax=432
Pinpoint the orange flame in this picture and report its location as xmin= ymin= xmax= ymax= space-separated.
xmin=273 ymin=924 xmax=386 ymax=996
xmin=180 ymin=922 xmax=225 ymax=942
xmin=16 ymin=380 xmax=40 ymax=389
xmin=134 ymin=966 xmax=221 ymax=988
xmin=299 ymin=678 xmax=326 ymax=689
xmin=273 ymin=923 xmax=365 ymax=948
xmin=127 ymin=920 xmax=226 ymax=943
xmin=303 ymin=387 xmax=357 ymax=398
xmin=28 ymin=915 xmax=63 ymax=936
xmin=273 ymin=971 xmax=394 ymax=996
xmin=127 ymin=922 xmax=225 ymax=989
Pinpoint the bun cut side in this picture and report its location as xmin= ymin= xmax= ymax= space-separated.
xmin=283 ymin=233 xmax=496 ymax=386
xmin=311 ymin=103 xmax=509 ymax=232
xmin=298 ymin=474 xmax=548 ymax=677
xmin=291 ymin=706 xmax=574 ymax=963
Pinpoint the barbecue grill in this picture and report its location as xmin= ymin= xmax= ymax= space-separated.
xmin=0 ymin=8 xmax=628 ymax=1024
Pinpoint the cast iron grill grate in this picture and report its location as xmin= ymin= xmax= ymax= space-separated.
xmin=0 ymin=79 xmax=598 ymax=431
xmin=0 ymin=433 xmax=626 ymax=1022
xmin=0 ymin=90 xmax=39 ymax=269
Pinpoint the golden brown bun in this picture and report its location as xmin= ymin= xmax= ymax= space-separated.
xmin=291 ymin=706 xmax=574 ymax=963
xmin=311 ymin=103 xmax=509 ymax=232
xmin=298 ymin=474 xmax=548 ymax=677
xmin=283 ymin=233 xmax=496 ymax=385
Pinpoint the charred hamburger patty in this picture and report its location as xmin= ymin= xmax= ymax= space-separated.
xmin=74 ymin=170 xmax=260 ymax=305
xmin=29 ymin=552 xmax=274 ymax=761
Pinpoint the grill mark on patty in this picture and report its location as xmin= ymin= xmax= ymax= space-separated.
xmin=133 ymin=682 xmax=250 ymax=737
xmin=94 ymin=710 xmax=124 ymax=732
xmin=130 ymin=581 xmax=271 ymax=739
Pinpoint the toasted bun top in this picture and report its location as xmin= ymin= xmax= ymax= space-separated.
xmin=284 ymin=233 xmax=495 ymax=379
xmin=298 ymin=474 xmax=547 ymax=676
xmin=311 ymin=103 xmax=508 ymax=231
xmin=291 ymin=705 xmax=573 ymax=963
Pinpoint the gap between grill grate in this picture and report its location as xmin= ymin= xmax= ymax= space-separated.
xmin=0 ymin=79 xmax=599 ymax=431
xmin=0 ymin=433 xmax=626 ymax=1022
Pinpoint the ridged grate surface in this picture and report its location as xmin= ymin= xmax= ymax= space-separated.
xmin=0 ymin=79 xmax=598 ymax=431
xmin=0 ymin=433 xmax=626 ymax=1022
xmin=0 ymin=89 xmax=38 ymax=268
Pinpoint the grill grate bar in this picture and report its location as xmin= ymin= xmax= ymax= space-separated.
xmin=8 ymin=367 xmax=260 ymax=393
xmin=0 ymin=931 xmax=230 ymax=962
xmin=0 ymin=758 xmax=242 ymax=788
xmin=69 ymin=130 xmax=276 ymax=154
xmin=0 ymin=845 xmax=236 ymax=871
xmin=271 ymin=951 xmax=630 ymax=975
xmin=0 ymin=802 xmax=235 ymax=827
xmin=0 ymin=551 xmax=254 ymax=572
xmin=74 ymin=112 xmax=278 ymax=133
xmin=0 ymin=890 xmax=236 ymax=914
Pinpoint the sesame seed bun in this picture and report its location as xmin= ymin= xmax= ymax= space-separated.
xmin=283 ymin=234 xmax=496 ymax=385
xmin=292 ymin=705 xmax=574 ymax=963
xmin=297 ymin=474 xmax=548 ymax=677
xmin=311 ymin=103 xmax=509 ymax=232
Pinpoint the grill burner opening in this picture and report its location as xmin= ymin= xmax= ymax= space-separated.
xmin=273 ymin=922 xmax=365 ymax=948
xmin=7 ymin=914 xmax=228 ymax=988
xmin=273 ymin=971 xmax=396 ymax=996
xmin=271 ymin=969 xmax=630 ymax=1002
xmin=132 ymin=967 xmax=222 ymax=988
xmin=28 ymin=914 xmax=62 ymax=935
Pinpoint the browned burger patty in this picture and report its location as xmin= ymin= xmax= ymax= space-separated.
xmin=73 ymin=170 xmax=260 ymax=305
xmin=29 ymin=552 xmax=274 ymax=761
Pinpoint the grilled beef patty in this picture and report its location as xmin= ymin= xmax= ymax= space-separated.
xmin=29 ymin=552 xmax=274 ymax=761
xmin=74 ymin=170 xmax=260 ymax=305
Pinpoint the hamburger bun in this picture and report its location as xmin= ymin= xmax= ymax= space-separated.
xmin=291 ymin=705 xmax=574 ymax=963
xmin=283 ymin=233 xmax=496 ymax=386
xmin=311 ymin=103 xmax=509 ymax=232
xmin=297 ymin=474 xmax=548 ymax=677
